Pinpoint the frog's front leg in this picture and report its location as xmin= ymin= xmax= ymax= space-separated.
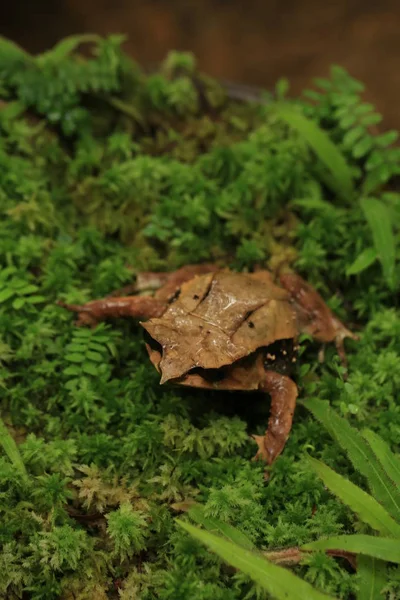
xmin=57 ymin=296 xmax=167 ymax=326
xmin=279 ymin=272 xmax=358 ymax=367
xmin=252 ymin=371 xmax=298 ymax=474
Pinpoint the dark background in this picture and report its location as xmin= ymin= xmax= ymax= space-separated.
xmin=2 ymin=0 xmax=400 ymax=129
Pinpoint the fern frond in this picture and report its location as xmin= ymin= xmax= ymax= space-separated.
xmin=303 ymin=66 xmax=400 ymax=193
xmin=302 ymin=399 xmax=400 ymax=522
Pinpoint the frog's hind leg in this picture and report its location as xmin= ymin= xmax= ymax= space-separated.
xmin=252 ymin=371 xmax=298 ymax=475
xmin=279 ymin=272 xmax=358 ymax=368
xmin=58 ymin=264 xmax=220 ymax=326
xmin=57 ymin=296 xmax=166 ymax=326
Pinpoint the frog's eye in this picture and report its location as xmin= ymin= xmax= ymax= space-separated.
xmin=168 ymin=289 xmax=181 ymax=303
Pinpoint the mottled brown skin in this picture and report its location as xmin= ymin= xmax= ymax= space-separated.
xmin=279 ymin=273 xmax=357 ymax=367
xmin=57 ymin=265 xmax=357 ymax=475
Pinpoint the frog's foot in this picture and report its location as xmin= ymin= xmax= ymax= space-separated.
xmin=252 ymin=371 xmax=298 ymax=477
xmin=57 ymin=296 xmax=167 ymax=326
xmin=252 ymin=435 xmax=270 ymax=462
xmin=56 ymin=302 xmax=100 ymax=327
xmin=333 ymin=322 xmax=360 ymax=371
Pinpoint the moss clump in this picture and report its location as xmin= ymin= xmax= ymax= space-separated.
xmin=0 ymin=35 xmax=399 ymax=599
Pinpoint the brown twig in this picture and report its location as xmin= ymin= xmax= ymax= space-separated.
xmin=263 ymin=546 xmax=357 ymax=570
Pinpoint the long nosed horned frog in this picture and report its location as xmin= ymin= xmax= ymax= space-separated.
xmin=58 ymin=264 xmax=357 ymax=474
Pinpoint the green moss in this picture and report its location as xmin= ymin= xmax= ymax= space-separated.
xmin=0 ymin=35 xmax=399 ymax=599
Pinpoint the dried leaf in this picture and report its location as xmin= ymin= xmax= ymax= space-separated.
xmin=142 ymin=271 xmax=297 ymax=383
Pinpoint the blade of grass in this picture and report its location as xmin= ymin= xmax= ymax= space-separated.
xmin=188 ymin=505 xmax=255 ymax=550
xmin=307 ymin=457 xmax=400 ymax=538
xmin=302 ymin=400 xmax=400 ymax=522
xmin=274 ymin=104 xmax=354 ymax=200
xmin=303 ymin=535 xmax=400 ymax=563
xmin=357 ymin=556 xmax=387 ymax=600
xmin=0 ymin=417 xmax=28 ymax=481
xmin=362 ymin=429 xmax=400 ymax=489
xmin=360 ymin=197 xmax=396 ymax=290
xmin=346 ymin=247 xmax=378 ymax=276
xmin=177 ymin=520 xmax=336 ymax=600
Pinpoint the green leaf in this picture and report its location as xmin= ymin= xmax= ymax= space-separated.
xmin=375 ymin=131 xmax=398 ymax=147
xmin=357 ymin=556 xmax=387 ymax=600
xmin=36 ymin=34 xmax=101 ymax=63
xmin=338 ymin=114 xmax=357 ymax=128
xmin=88 ymin=342 xmax=106 ymax=352
xmin=63 ymin=366 xmax=82 ymax=376
xmin=353 ymin=103 xmax=375 ymax=116
xmin=343 ymin=126 xmax=365 ymax=148
xmin=360 ymin=114 xmax=382 ymax=127
xmin=19 ymin=284 xmax=39 ymax=295
xmin=353 ymin=137 xmax=373 ymax=159
xmin=12 ymin=297 xmax=25 ymax=310
xmin=303 ymin=400 xmax=400 ymax=522
xmin=65 ymin=353 xmax=85 ymax=363
xmin=71 ymin=329 xmax=92 ymax=338
xmin=362 ymin=429 xmax=400 ymax=489
xmin=28 ymin=295 xmax=46 ymax=304
xmin=65 ymin=344 xmax=87 ymax=353
xmin=177 ymin=521 xmax=336 ymax=600
xmin=12 ymin=279 xmax=29 ymax=290
xmin=188 ymin=505 xmax=255 ymax=550
xmin=108 ymin=97 xmax=144 ymax=125
xmin=275 ymin=78 xmax=289 ymax=100
xmin=0 ymin=100 xmax=27 ymax=121
xmin=346 ymin=247 xmax=377 ymax=275
xmin=0 ymin=36 xmax=32 ymax=61
xmin=86 ymin=351 xmax=103 ymax=362
xmin=303 ymin=90 xmax=324 ymax=102
xmin=82 ymin=362 xmax=98 ymax=376
xmin=273 ymin=105 xmax=354 ymax=199
xmin=0 ymin=288 xmax=14 ymax=303
xmin=303 ymin=535 xmax=400 ymax=563
xmin=0 ymin=417 xmax=28 ymax=481
xmin=307 ymin=457 xmax=400 ymax=538
xmin=360 ymin=197 xmax=396 ymax=289
xmin=0 ymin=267 xmax=17 ymax=279
xmin=292 ymin=197 xmax=335 ymax=212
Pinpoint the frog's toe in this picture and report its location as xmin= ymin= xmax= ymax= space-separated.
xmin=251 ymin=434 xmax=269 ymax=461
xmin=251 ymin=435 xmax=271 ymax=480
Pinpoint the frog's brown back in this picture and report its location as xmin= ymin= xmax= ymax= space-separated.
xmin=141 ymin=271 xmax=298 ymax=383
